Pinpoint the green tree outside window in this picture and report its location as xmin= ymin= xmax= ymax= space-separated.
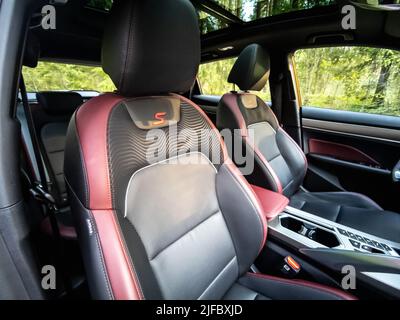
xmin=23 ymin=62 xmax=116 ymax=92
xmin=198 ymin=58 xmax=271 ymax=101
xmin=294 ymin=47 xmax=400 ymax=117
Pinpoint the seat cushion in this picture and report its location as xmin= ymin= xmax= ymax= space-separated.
xmin=224 ymin=273 xmax=355 ymax=300
xmin=290 ymin=191 xmax=400 ymax=242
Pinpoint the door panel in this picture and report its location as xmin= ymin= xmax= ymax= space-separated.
xmin=303 ymin=118 xmax=400 ymax=146
xmin=302 ymin=106 xmax=400 ymax=212
xmin=308 ymin=138 xmax=381 ymax=167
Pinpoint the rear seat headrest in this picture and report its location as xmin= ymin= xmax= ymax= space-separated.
xmin=36 ymin=92 xmax=84 ymax=116
xmin=102 ymin=0 xmax=200 ymax=97
xmin=23 ymin=32 xmax=40 ymax=68
xmin=228 ymin=44 xmax=270 ymax=91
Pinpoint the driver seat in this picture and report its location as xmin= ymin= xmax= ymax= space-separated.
xmin=63 ymin=0 xmax=355 ymax=300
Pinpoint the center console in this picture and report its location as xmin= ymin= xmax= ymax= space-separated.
xmin=269 ymin=206 xmax=400 ymax=257
xmin=266 ymin=206 xmax=400 ymax=298
xmin=250 ymin=183 xmax=400 ymax=297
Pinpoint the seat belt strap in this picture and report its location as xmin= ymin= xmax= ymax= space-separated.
xmin=271 ymin=72 xmax=284 ymax=125
xmin=19 ymin=77 xmax=60 ymax=238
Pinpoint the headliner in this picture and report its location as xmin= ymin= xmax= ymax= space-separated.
xmin=31 ymin=0 xmax=400 ymax=65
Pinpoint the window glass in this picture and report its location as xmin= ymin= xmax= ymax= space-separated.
xmin=86 ymin=0 xmax=113 ymax=11
xmin=23 ymin=62 xmax=116 ymax=92
xmin=198 ymin=58 xmax=271 ymax=101
xmin=198 ymin=10 xmax=229 ymax=34
xmin=86 ymin=1 xmax=229 ymax=34
xmin=212 ymin=0 xmax=336 ymax=22
xmin=85 ymin=0 xmax=337 ymax=34
xmin=294 ymin=47 xmax=400 ymax=117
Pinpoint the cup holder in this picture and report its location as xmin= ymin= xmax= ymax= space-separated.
xmin=280 ymin=216 xmax=340 ymax=248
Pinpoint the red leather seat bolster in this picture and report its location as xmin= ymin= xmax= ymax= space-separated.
xmin=93 ymin=209 xmax=143 ymax=300
xmin=250 ymin=184 xmax=289 ymax=221
xmin=75 ymin=93 xmax=124 ymax=210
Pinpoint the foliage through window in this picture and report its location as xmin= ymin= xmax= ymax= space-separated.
xmin=198 ymin=11 xmax=229 ymax=34
xmin=86 ymin=0 xmax=113 ymax=11
xmin=294 ymin=47 xmax=400 ymax=117
xmin=198 ymin=58 xmax=271 ymax=101
xmin=23 ymin=62 xmax=116 ymax=92
xmin=211 ymin=0 xmax=336 ymax=22
xmin=85 ymin=0 xmax=337 ymax=34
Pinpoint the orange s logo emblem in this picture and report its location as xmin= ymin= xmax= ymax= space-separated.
xmin=152 ymin=112 xmax=167 ymax=126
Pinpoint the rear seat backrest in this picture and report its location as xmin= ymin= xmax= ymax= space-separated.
xmin=34 ymin=92 xmax=83 ymax=206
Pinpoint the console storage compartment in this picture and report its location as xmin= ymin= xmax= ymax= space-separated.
xmin=280 ymin=216 xmax=340 ymax=248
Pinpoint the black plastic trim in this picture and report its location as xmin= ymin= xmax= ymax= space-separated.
xmin=308 ymin=154 xmax=391 ymax=176
xmin=192 ymin=94 xmax=221 ymax=106
xmin=300 ymin=248 xmax=400 ymax=298
xmin=0 ymin=0 xmax=47 ymax=300
xmin=302 ymin=106 xmax=400 ymax=131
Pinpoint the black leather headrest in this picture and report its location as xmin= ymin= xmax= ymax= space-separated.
xmin=228 ymin=44 xmax=270 ymax=91
xmin=102 ymin=0 xmax=200 ymax=97
xmin=23 ymin=32 xmax=40 ymax=68
xmin=36 ymin=92 xmax=83 ymax=116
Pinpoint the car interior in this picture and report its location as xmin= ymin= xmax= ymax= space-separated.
xmin=0 ymin=0 xmax=400 ymax=301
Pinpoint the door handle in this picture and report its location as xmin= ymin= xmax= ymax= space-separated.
xmin=392 ymin=160 xmax=400 ymax=182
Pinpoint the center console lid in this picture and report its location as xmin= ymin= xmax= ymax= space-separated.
xmin=250 ymin=184 xmax=289 ymax=221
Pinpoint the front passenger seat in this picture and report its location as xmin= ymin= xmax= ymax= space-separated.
xmin=217 ymin=44 xmax=400 ymax=243
xmin=64 ymin=0 xmax=355 ymax=300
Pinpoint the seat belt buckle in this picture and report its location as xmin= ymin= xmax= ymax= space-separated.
xmin=281 ymin=255 xmax=301 ymax=278
xmin=30 ymin=183 xmax=58 ymax=212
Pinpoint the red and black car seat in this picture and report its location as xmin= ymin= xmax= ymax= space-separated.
xmin=64 ymin=0 xmax=355 ymax=300
xmin=217 ymin=44 xmax=400 ymax=243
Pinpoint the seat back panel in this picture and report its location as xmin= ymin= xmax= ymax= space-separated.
xmin=122 ymin=152 xmax=238 ymax=299
xmin=125 ymin=152 xmax=220 ymax=259
xmin=248 ymin=121 xmax=294 ymax=192
xmin=41 ymin=122 xmax=69 ymax=202
xmin=218 ymin=93 xmax=307 ymax=196
xmin=107 ymin=100 xmax=224 ymax=212
xmin=25 ymin=92 xmax=84 ymax=206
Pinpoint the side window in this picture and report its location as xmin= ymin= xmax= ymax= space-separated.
xmin=294 ymin=47 xmax=400 ymax=117
xmin=23 ymin=61 xmax=116 ymax=92
xmin=198 ymin=58 xmax=271 ymax=101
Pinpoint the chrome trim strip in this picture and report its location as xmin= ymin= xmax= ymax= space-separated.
xmin=361 ymin=272 xmax=400 ymax=291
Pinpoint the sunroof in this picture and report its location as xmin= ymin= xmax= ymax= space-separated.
xmin=211 ymin=0 xmax=336 ymax=22
xmin=198 ymin=10 xmax=229 ymax=34
xmin=86 ymin=0 xmax=336 ymax=34
xmin=86 ymin=0 xmax=112 ymax=11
